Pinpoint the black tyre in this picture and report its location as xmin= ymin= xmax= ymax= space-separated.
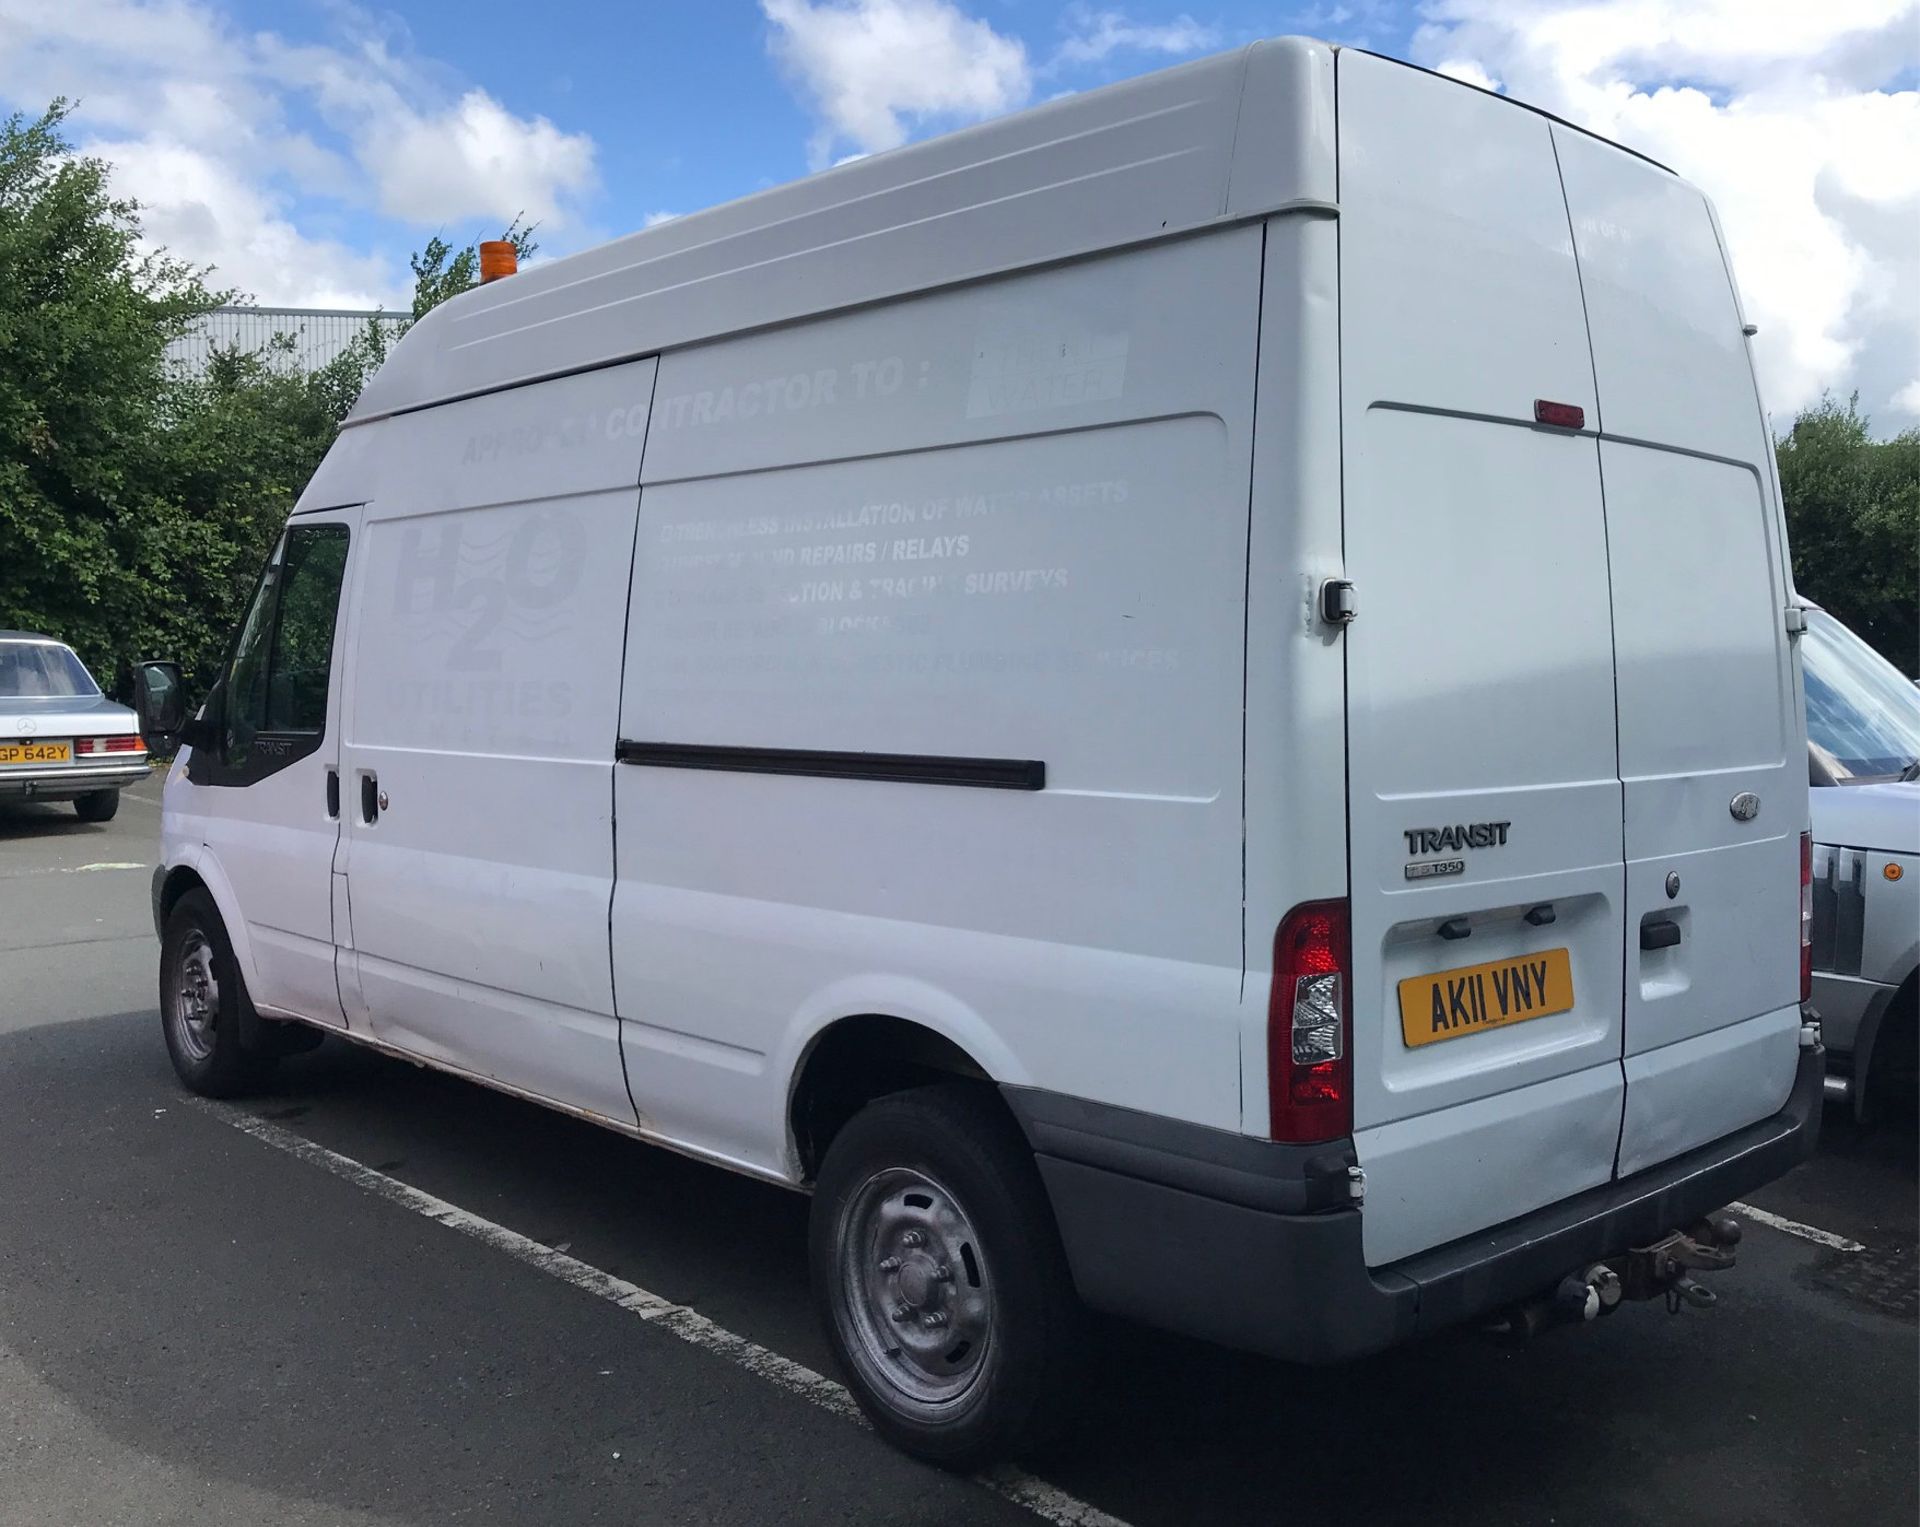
xmin=159 ymin=889 xmax=277 ymax=1097
xmin=809 ymin=1084 xmax=1083 ymax=1469
xmin=74 ymin=789 xmax=119 ymax=823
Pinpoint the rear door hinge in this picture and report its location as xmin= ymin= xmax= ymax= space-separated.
xmin=1320 ymin=578 xmax=1358 ymax=627
xmin=1784 ymin=605 xmax=1808 ymax=638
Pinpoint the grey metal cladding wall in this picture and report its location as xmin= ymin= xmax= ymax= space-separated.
xmin=165 ymin=306 xmax=407 ymax=378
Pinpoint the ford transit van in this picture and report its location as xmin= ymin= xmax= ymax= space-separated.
xmin=139 ymin=40 xmax=1822 ymax=1466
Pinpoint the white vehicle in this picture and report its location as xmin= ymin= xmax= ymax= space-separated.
xmin=1802 ymin=605 xmax=1919 ymax=1119
xmin=138 ymin=41 xmax=1822 ymax=1465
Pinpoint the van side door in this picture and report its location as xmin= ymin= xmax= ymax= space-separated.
xmin=188 ymin=505 xmax=361 ymax=1026
xmin=332 ymin=360 xmax=656 ymax=1125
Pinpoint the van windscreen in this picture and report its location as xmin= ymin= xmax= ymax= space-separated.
xmin=1803 ymin=609 xmax=1920 ymax=783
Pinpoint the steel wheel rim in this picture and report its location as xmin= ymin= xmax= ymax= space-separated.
xmin=172 ymin=931 xmax=219 ymax=1064
xmin=836 ymin=1165 xmax=993 ymax=1408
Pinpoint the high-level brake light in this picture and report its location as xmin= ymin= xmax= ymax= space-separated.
xmin=1270 ymin=899 xmax=1352 ymax=1143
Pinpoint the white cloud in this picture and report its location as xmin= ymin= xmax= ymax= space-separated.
xmin=1432 ymin=57 xmax=1500 ymax=92
xmin=1412 ymin=0 xmax=1920 ymax=431
xmin=372 ymin=90 xmax=595 ymax=227
xmin=761 ymin=0 xmax=1031 ymax=168
xmin=0 ymin=0 xmax=598 ymax=306
xmin=81 ymin=135 xmax=392 ymax=308
xmin=1053 ymin=7 xmax=1220 ymax=69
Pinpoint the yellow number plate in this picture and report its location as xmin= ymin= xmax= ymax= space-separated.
xmin=0 ymin=741 xmax=71 ymax=766
xmin=1399 ymin=947 xmax=1575 ymax=1048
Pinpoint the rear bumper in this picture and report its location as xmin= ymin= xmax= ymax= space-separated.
xmin=0 ymin=762 xmax=148 ymax=798
xmin=1006 ymin=1043 xmax=1823 ymax=1364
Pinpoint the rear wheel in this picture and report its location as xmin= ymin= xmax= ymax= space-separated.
xmin=160 ymin=889 xmax=277 ymax=1097
xmin=809 ymin=1084 xmax=1082 ymax=1469
xmin=74 ymin=789 xmax=118 ymax=823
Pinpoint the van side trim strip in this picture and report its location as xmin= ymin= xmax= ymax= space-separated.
xmin=615 ymin=740 xmax=1045 ymax=791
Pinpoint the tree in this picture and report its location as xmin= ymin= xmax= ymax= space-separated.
xmin=0 ymin=101 xmax=223 ymax=674
xmin=404 ymin=216 xmax=538 ymax=320
xmin=318 ymin=215 xmax=537 ymax=404
xmin=1778 ymin=395 xmax=1920 ymax=676
xmin=0 ymin=96 xmax=536 ymax=687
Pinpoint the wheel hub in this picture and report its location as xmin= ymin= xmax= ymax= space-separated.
xmin=837 ymin=1167 xmax=993 ymax=1406
xmin=172 ymin=932 xmax=219 ymax=1063
xmin=896 ymin=1255 xmax=939 ymax=1308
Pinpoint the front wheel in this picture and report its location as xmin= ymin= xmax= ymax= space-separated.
xmin=74 ymin=789 xmax=119 ymax=823
xmin=809 ymin=1084 xmax=1083 ymax=1469
xmin=159 ymin=889 xmax=277 ymax=1097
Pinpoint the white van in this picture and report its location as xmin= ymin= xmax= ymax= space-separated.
xmin=139 ymin=40 xmax=1823 ymax=1466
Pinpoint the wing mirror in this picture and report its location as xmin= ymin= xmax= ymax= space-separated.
xmin=133 ymin=660 xmax=191 ymax=749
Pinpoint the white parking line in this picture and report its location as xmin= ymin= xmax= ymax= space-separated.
xmin=1730 ymin=1201 xmax=1866 ymax=1253
xmin=188 ymin=1097 xmax=1133 ymax=1527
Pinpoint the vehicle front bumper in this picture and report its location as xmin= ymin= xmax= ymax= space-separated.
xmin=1005 ymin=1043 xmax=1823 ymax=1364
xmin=0 ymin=761 xmax=150 ymax=799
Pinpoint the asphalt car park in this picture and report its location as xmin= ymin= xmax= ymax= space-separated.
xmin=2 ymin=778 xmax=1914 ymax=1527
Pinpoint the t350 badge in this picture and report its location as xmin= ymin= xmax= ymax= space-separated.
xmin=1404 ymin=821 xmax=1509 ymax=881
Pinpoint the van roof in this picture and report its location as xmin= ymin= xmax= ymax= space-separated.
xmin=346 ymin=37 xmax=1340 ymax=424
xmin=345 ymin=37 xmax=1675 ymax=427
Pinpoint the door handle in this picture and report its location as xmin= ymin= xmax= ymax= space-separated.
xmin=326 ymin=768 xmax=340 ymax=819
xmin=1641 ymin=918 xmax=1682 ymax=951
xmin=360 ymin=773 xmax=379 ymax=824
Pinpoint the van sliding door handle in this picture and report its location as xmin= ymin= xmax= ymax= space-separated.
xmin=360 ymin=774 xmax=379 ymax=824
xmin=1640 ymin=919 xmax=1682 ymax=951
xmin=326 ymin=768 xmax=340 ymax=819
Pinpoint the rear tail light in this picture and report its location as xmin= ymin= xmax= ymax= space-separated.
xmin=73 ymin=736 xmax=146 ymax=754
xmin=1800 ymin=831 xmax=1813 ymax=1004
xmin=1269 ymin=899 xmax=1352 ymax=1143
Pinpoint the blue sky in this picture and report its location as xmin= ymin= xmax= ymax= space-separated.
xmin=164 ymin=1 xmax=1401 ymax=256
xmin=1 ymin=1 xmax=1916 ymax=425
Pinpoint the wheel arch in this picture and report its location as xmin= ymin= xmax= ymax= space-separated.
xmin=157 ymin=863 xmax=208 ymax=929
xmin=155 ymin=850 xmax=263 ymax=992
xmin=786 ymin=1011 xmax=1013 ymax=1183
xmin=1854 ymin=963 xmax=1918 ymax=1122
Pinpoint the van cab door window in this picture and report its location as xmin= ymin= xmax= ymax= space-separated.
xmin=196 ymin=523 xmax=351 ymax=786
xmin=265 ymin=526 xmax=350 ymax=731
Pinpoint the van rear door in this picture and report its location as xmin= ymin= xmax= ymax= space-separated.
xmin=1551 ymin=128 xmax=1803 ymax=1176
xmin=1335 ymin=53 xmax=1628 ymax=1267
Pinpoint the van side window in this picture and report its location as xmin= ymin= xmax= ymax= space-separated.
xmin=224 ymin=542 xmax=286 ymax=767
xmin=265 ymin=525 xmax=350 ymax=732
xmin=200 ymin=522 xmax=352 ymax=786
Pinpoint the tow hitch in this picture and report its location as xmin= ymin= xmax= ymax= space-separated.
xmin=1620 ymin=1211 xmax=1743 ymax=1313
xmin=1489 ymin=1210 xmax=1744 ymax=1340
